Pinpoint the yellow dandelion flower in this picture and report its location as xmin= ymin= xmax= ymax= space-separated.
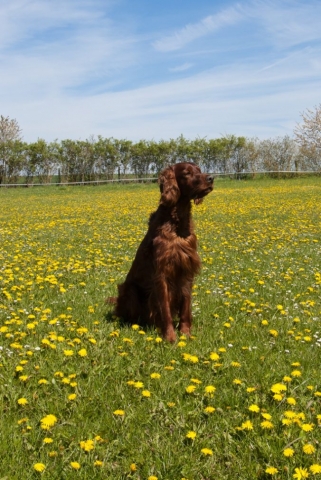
xmin=186 ymin=431 xmax=197 ymax=440
xmin=293 ymin=467 xmax=309 ymax=479
xmin=248 ymin=404 xmax=260 ymax=413
xmin=265 ymin=466 xmax=278 ymax=475
xmin=40 ymin=414 xmax=57 ymax=430
xmin=94 ymin=460 xmax=103 ymax=467
xmin=17 ymin=397 xmax=28 ymax=406
xmin=63 ymin=350 xmax=74 ymax=356
xmin=43 ymin=437 xmax=54 ymax=444
xmin=310 ymin=465 xmax=321 ymax=475
xmin=113 ymin=409 xmax=125 ymax=416
xmin=33 ymin=463 xmax=46 ymax=472
xmin=78 ymin=348 xmax=87 ymax=357
xmin=261 ymin=420 xmax=274 ymax=429
xmin=150 ymin=373 xmax=161 ymax=379
xmin=270 ymin=383 xmax=287 ymax=394
xmin=241 ymin=420 xmax=253 ymax=430
xmin=70 ymin=461 xmax=81 ymax=470
xmin=80 ymin=440 xmax=94 ymax=452
xmin=204 ymin=406 xmax=215 ymax=414
xmin=291 ymin=370 xmax=302 ymax=377
xmin=185 ymin=385 xmax=197 ymax=393
xmin=209 ymin=352 xmax=220 ymax=361
xmin=68 ymin=394 xmax=77 ymax=401
xmin=301 ymin=423 xmax=314 ymax=432
xmin=283 ymin=448 xmax=295 ymax=457
xmin=142 ymin=390 xmax=151 ymax=397
xmin=204 ymin=385 xmax=216 ymax=394
xmin=201 ymin=448 xmax=213 ymax=456
xmin=303 ymin=444 xmax=315 ymax=455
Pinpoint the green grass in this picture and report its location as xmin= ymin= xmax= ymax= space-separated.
xmin=0 ymin=177 xmax=321 ymax=479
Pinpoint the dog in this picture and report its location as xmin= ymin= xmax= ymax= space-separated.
xmin=112 ymin=162 xmax=213 ymax=342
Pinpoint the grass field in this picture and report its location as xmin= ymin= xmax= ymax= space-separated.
xmin=0 ymin=177 xmax=321 ymax=480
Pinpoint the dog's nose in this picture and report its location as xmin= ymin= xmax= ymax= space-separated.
xmin=207 ymin=175 xmax=213 ymax=183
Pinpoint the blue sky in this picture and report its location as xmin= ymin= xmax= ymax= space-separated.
xmin=1 ymin=0 xmax=321 ymax=142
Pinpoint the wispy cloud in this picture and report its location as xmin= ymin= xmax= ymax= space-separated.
xmin=1 ymin=0 xmax=321 ymax=142
xmin=152 ymin=6 xmax=243 ymax=52
xmin=169 ymin=63 xmax=193 ymax=72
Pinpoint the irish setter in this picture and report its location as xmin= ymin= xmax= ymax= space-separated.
xmin=113 ymin=162 xmax=213 ymax=342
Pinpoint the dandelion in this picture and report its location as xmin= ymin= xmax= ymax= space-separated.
xmin=78 ymin=348 xmax=87 ymax=357
xmin=233 ymin=379 xmax=242 ymax=385
xmin=265 ymin=467 xmax=278 ymax=475
xmin=287 ymin=397 xmax=296 ymax=405
xmin=241 ymin=420 xmax=253 ymax=430
xmin=283 ymin=448 xmax=295 ymax=457
xmin=261 ymin=420 xmax=274 ymax=429
xmin=167 ymin=402 xmax=176 ymax=408
xmin=150 ymin=373 xmax=161 ymax=379
xmin=301 ymin=423 xmax=314 ymax=432
xmin=40 ymin=414 xmax=58 ymax=430
xmin=303 ymin=444 xmax=315 ymax=455
xmin=142 ymin=390 xmax=151 ymax=397
xmin=269 ymin=329 xmax=278 ymax=337
xmin=204 ymin=385 xmax=216 ymax=395
xmin=94 ymin=460 xmax=103 ymax=467
xmin=68 ymin=393 xmax=77 ymax=401
xmin=80 ymin=440 xmax=94 ymax=452
xmin=113 ymin=409 xmax=125 ymax=416
xmin=201 ymin=448 xmax=213 ymax=456
xmin=63 ymin=350 xmax=74 ymax=356
xmin=293 ymin=467 xmax=309 ymax=479
xmin=133 ymin=381 xmax=144 ymax=389
xmin=33 ymin=463 xmax=46 ymax=472
xmin=155 ymin=337 xmax=162 ymax=343
xmin=209 ymin=352 xmax=220 ymax=361
xmin=70 ymin=462 xmax=81 ymax=470
xmin=148 ymin=476 xmax=158 ymax=480
xmin=43 ymin=437 xmax=54 ymax=444
xmin=310 ymin=464 xmax=321 ymax=475
xmin=270 ymin=383 xmax=287 ymax=394
xmin=231 ymin=361 xmax=241 ymax=367
xmin=185 ymin=385 xmax=197 ymax=393
xmin=17 ymin=397 xmax=28 ymax=406
xmin=204 ymin=406 xmax=215 ymax=414
xmin=248 ymin=404 xmax=260 ymax=413
xmin=191 ymin=378 xmax=202 ymax=384
xmin=186 ymin=431 xmax=197 ymax=440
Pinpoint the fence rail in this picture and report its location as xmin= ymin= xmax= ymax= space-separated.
xmin=0 ymin=171 xmax=319 ymax=188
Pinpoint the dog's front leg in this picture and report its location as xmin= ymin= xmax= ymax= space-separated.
xmin=153 ymin=277 xmax=176 ymax=342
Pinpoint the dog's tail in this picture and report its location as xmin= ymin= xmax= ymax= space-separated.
xmin=105 ymin=297 xmax=117 ymax=305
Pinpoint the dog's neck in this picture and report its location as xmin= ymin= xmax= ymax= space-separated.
xmin=169 ymin=199 xmax=193 ymax=237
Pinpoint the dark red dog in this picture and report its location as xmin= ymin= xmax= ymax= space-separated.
xmin=113 ymin=162 xmax=213 ymax=342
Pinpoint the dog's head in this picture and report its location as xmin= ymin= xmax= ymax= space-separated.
xmin=159 ymin=162 xmax=213 ymax=207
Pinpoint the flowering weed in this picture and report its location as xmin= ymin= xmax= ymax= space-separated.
xmin=0 ymin=177 xmax=321 ymax=479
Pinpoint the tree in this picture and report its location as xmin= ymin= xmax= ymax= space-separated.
xmin=294 ymin=104 xmax=321 ymax=171
xmin=0 ymin=116 xmax=22 ymax=183
xmin=0 ymin=115 xmax=22 ymax=143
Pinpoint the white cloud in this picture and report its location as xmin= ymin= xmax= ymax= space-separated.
xmin=152 ymin=6 xmax=243 ymax=52
xmin=169 ymin=63 xmax=193 ymax=72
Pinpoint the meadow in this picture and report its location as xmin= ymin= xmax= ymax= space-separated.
xmin=0 ymin=176 xmax=321 ymax=480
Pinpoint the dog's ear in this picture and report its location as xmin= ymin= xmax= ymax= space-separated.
xmin=159 ymin=166 xmax=180 ymax=206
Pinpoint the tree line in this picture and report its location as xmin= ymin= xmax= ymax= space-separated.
xmin=0 ymin=106 xmax=320 ymax=185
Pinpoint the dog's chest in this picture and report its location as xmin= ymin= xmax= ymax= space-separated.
xmin=154 ymin=233 xmax=200 ymax=275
